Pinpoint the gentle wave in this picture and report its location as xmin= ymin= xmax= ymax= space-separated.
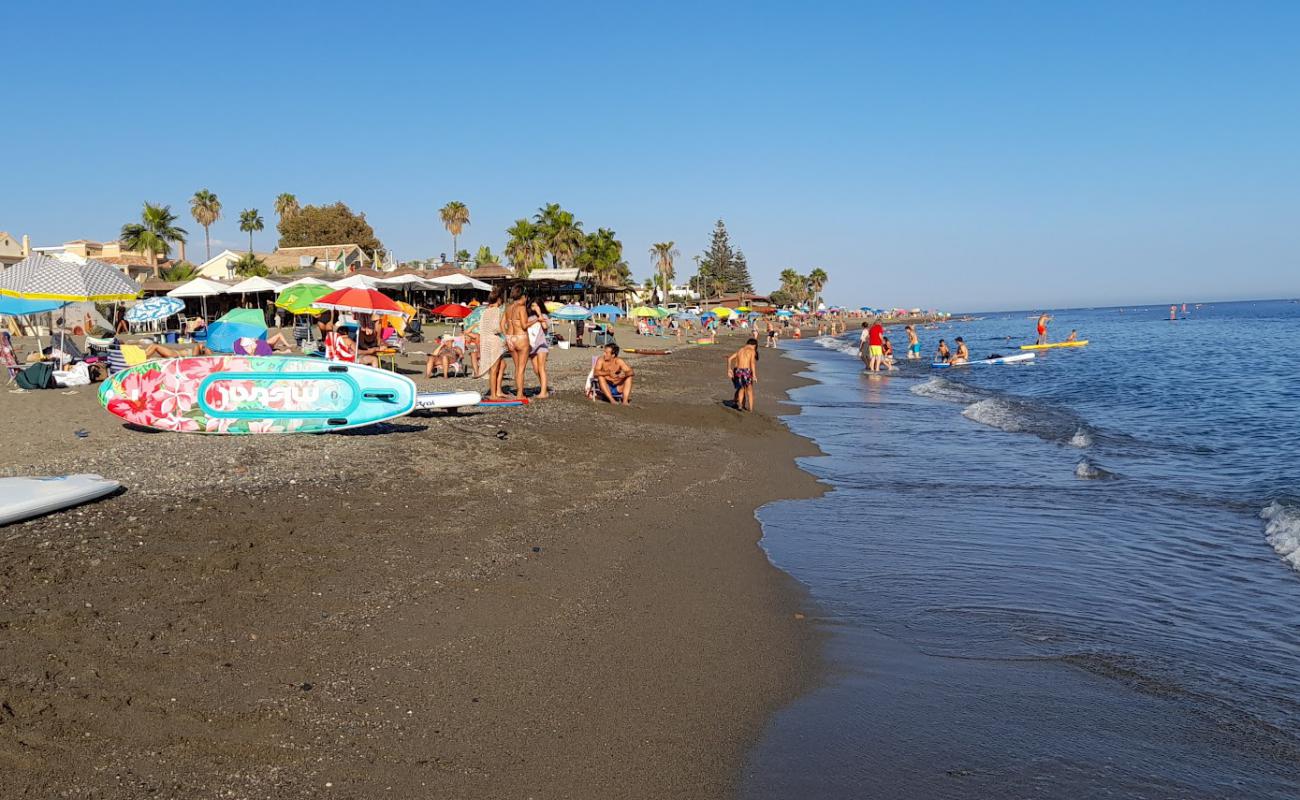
xmin=1075 ymin=459 xmax=1117 ymax=480
xmin=961 ymin=396 xmax=1092 ymax=446
xmin=909 ymin=376 xmax=992 ymax=405
xmin=1070 ymin=429 xmax=1093 ymax=448
xmin=1261 ymin=502 xmax=1300 ymax=572
xmin=814 ymin=335 xmax=861 ymax=358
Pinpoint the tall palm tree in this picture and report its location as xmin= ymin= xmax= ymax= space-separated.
xmin=779 ymin=268 xmax=805 ymax=305
xmin=807 ymin=267 xmax=829 ymax=308
xmin=505 ymin=218 xmax=546 ymax=276
xmin=439 ymin=201 xmax=470 ymax=263
xmin=274 ymin=193 xmax=300 ymax=223
xmin=533 ymin=203 xmax=564 ymax=267
xmin=545 ymin=210 xmax=584 ymax=268
xmin=189 ymin=190 xmax=221 ymax=262
xmin=649 ymin=242 xmax=679 ymax=306
xmin=239 ymin=209 xmax=264 ymax=253
xmin=120 ymin=202 xmax=188 ymax=278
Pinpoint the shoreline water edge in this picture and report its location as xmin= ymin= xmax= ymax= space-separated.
xmin=0 ymin=335 xmax=828 ymax=799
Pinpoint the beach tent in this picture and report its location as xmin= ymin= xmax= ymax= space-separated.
xmin=205 ymin=308 xmax=267 ymax=353
xmin=167 ymin=276 xmax=229 ymax=322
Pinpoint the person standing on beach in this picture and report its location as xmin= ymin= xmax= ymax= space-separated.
xmin=527 ymin=295 xmax=550 ymax=399
xmin=503 ymin=285 xmax=531 ymax=400
xmin=867 ymin=319 xmax=885 ymax=371
xmin=727 ymin=337 xmax=759 ymax=411
xmin=1036 ymin=313 xmax=1052 ymax=344
xmin=475 ymin=287 xmax=508 ymax=400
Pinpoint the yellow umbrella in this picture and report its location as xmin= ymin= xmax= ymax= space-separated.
xmin=382 ymin=301 xmax=418 ymax=336
xmin=735 ymin=306 xmax=752 ymax=312
xmin=711 ymin=306 xmax=733 ymax=318
xmin=631 ymin=306 xmax=660 ymax=317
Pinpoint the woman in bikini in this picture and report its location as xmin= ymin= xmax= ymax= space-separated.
xmin=475 ymin=287 xmax=507 ymax=399
xmin=502 ymin=285 xmax=531 ymax=400
xmin=527 ymin=295 xmax=551 ymax=399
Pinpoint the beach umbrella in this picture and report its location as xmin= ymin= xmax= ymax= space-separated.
xmin=676 ymin=312 xmax=700 ymax=322
xmin=313 ymin=287 xmax=408 ymax=318
xmin=711 ymin=306 xmax=733 ymax=318
xmin=227 ymin=275 xmax=281 ymax=295
xmin=430 ymin=303 xmax=473 ymax=319
xmin=590 ymin=303 xmax=625 ymax=317
xmin=206 ymin=308 xmax=268 ymax=353
xmin=550 ymin=304 xmax=591 ymax=321
xmin=382 ymin=301 xmax=418 ymax=336
xmin=735 ymin=306 xmax=752 ymax=313
xmin=276 ymin=284 xmax=331 ymax=316
xmin=0 ymin=296 xmax=65 ymax=316
xmin=329 ymin=273 xmax=380 ymax=290
xmin=124 ymin=296 xmax=184 ymax=323
xmin=167 ymin=276 xmax=229 ymax=322
xmin=0 ymin=253 xmax=140 ymax=303
xmin=426 ymin=273 xmax=492 ymax=291
xmin=544 ymin=301 xmax=564 ymax=312
xmin=278 ymin=276 xmax=330 ymax=290
xmin=631 ymin=306 xmax=660 ymax=317
xmin=776 ymin=309 xmax=794 ymax=317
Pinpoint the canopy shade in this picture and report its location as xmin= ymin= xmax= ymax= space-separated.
xmin=168 ymin=277 xmax=230 ymax=298
xmin=0 ymin=253 xmax=140 ymax=302
xmin=227 ymin=276 xmax=282 ymax=294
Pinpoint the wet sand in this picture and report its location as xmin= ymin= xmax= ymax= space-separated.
xmin=0 ymin=334 xmax=824 ymax=798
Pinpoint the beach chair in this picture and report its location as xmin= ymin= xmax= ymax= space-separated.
xmin=584 ymin=356 xmax=623 ymax=403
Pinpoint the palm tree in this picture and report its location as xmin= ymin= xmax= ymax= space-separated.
xmin=189 ymin=190 xmax=221 ymax=262
xmin=439 ymin=201 xmax=470 ymax=263
xmin=779 ymin=268 xmax=805 ymax=306
xmin=505 ymin=219 xmax=546 ymax=276
xmin=120 ymin=202 xmax=188 ymax=278
xmin=239 ymin=209 xmax=264 ymax=252
xmin=649 ymin=242 xmax=679 ymax=306
xmin=533 ymin=203 xmax=564 ymax=267
xmin=808 ymin=267 xmax=829 ymax=308
xmin=545 ymin=210 xmax=584 ymax=268
xmin=274 ymin=193 xmax=300 ymax=223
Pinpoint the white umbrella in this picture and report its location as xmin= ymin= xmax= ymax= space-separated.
xmin=167 ymin=277 xmax=229 ymax=321
xmin=428 ymin=273 xmax=491 ymax=291
xmin=278 ymin=276 xmax=329 ymax=289
xmin=377 ymin=274 xmax=436 ymax=289
xmin=329 ymin=273 xmax=379 ymax=290
xmin=227 ymin=276 xmax=282 ymax=294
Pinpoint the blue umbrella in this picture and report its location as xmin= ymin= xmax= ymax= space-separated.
xmin=125 ymin=296 xmax=185 ymax=323
xmin=776 ymin=309 xmax=794 ymax=317
xmin=590 ymin=304 xmax=624 ymax=317
xmin=676 ymin=312 xmax=701 ymax=322
xmin=0 ymin=296 xmax=64 ymax=316
xmin=205 ymin=308 xmax=268 ymax=353
xmin=550 ymin=304 xmax=591 ymax=321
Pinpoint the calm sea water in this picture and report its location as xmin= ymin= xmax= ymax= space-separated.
xmin=744 ymin=300 xmax=1300 ymax=799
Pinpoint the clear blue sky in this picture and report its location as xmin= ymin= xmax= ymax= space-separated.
xmin=4 ymin=1 xmax=1298 ymax=311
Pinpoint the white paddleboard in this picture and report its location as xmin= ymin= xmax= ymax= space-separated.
xmin=414 ymin=391 xmax=482 ymax=411
xmin=0 ymin=474 xmax=121 ymax=526
xmin=932 ymin=352 xmax=1036 ymax=368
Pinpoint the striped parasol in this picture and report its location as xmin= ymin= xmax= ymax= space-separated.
xmin=124 ymin=296 xmax=184 ymax=323
xmin=0 ymin=254 xmax=140 ymax=302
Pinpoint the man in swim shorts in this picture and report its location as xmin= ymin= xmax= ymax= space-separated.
xmin=905 ymin=324 xmax=921 ymax=359
xmin=1036 ymin=313 xmax=1052 ymax=345
xmin=867 ymin=319 xmax=885 ymax=371
xmin=952 ymin=336 xmax=970 ymax=365
xmin=727 ymin=337 xmax=759 ymax=411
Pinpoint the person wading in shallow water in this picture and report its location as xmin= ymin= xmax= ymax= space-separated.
xmin=727 ymin=337 xmax=760 ymax=411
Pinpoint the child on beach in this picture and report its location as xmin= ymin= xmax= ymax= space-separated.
xmin=727 ymin=338 xmax=760 ymax=412
xmin=905 ymin=325 xmax=921 ymax=359
xmin=936 ymin=339 xmax=951 ymax=362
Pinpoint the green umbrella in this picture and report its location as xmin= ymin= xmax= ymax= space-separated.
xmin=276 ymin=284 xmax=331 ymax=316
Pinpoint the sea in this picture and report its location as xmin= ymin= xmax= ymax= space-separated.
xmin=743 ymin=299 xmax=1300 ymax=799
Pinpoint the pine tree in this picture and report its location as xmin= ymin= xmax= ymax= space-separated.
xmin=698 ymin=219 xmax=734 ymax=299
xmin=731 ymin=249 xmax=753 ymax=294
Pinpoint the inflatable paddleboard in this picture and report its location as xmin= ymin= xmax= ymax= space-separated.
xmin=0 ymin=475 xmax=120 ymax=526
xmin=1019 ymin=340 xmax=1088 ymax=350
xmin=932 ymin=352 xmax=1036 ymax=368
xmin=479 ymin=398 xmax=529 ymax=407
xmin=414 ymin=391 xmax=482 ymax=411
xmin=99 ymin=356 xmax=416 ymax=434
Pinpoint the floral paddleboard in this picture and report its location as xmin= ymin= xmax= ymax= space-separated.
xmin=99 ymin=356 xmax=417 ymax=434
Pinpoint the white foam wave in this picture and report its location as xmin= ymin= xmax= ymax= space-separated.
xmin=1261 ymin=502 xmax=1300 ymax=573
xmin=960 ymin=397 xmax=1093 ymax=447
xmin=815 ymin=335 xmax=862 ymax=358
xmin=1074 ymin=459 xmax=1116 ymax=480
xmin=1070 ymin=429 xmax=1093 ymax=448
xmin=910 ymin=376 xmax=989 ymax=405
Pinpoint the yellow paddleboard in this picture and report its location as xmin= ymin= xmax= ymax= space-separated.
xmin=1020 ymin=340 xmax=1089 ymax=350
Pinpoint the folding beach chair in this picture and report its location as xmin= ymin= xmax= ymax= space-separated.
xmin=2 ymin=331 xmax=22 ymax=386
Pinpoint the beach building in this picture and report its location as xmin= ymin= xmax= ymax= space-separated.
xmin=272 ymin=244 xmax=372 ymax=273
xmin=30 ymin=238 xmax=168 ymax=279
xmin=0 ymin=232 xmax=27 ymax=268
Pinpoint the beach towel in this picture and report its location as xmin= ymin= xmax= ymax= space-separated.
xmin=15 ymin=361 xmax=56 ymax=390
xmin=475 ymin=305 xmax=504 ymax=379
xmin=119 ymin=344 xmax=148 ymax=367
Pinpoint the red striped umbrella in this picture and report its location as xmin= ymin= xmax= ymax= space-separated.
xmin=313 ymin=288 xmax=409 ymax=317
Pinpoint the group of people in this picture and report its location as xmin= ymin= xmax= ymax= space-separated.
xmin=858 ymin=320 xmax=922 ymax=371
xmin=472 ymin=285 xmax=553 ymax=401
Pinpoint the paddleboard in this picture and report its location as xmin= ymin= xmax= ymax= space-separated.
xmin=932 ymin=352 xmax=1036 ymax=368
xmin=0 ymin=474 xmax=120 ymax=526
xmin=99 ymin=356 xmax=417 ymax=434
xmin=623 ymin=348 xmax=672 ymax=355
xmin=1019 ymin=340 xmax=1088 ymax=350
xmin=479 ymin=398 xmax=529 ymax=407
xmin=414 ymin=391 xmax=482 ymax=411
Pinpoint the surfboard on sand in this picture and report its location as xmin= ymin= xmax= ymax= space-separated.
xmin=99 ymin=355 xmax=417 ymax=434
xmin=1019 ymin=340 xmax=1089 ymax=350
xmin=0 ymin=475 xmax=120 ymax=526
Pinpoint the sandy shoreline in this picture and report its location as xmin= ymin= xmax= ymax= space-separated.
xmin=0 ymin=333 xmax=824 ymax=798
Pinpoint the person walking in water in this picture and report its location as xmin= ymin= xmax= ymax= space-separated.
xmin=1036 ymin=313 xmax=1052 ymax=345
xmin=905 ymin=324 xmax=921 ymax=360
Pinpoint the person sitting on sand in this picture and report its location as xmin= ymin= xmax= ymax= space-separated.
xmin=727 ymin=337 xmax=760 ymax=412
xmin=355 ymin=317 xmax=381 ymax=367
xmin=951 ymin=337 xmax=970 ymax=365
xmin=144 ymin=342 xmax=211 ymax=359
xmin=936 ymin=339 xmax=951 ymax=362
xmin=425 ymin=335 xmax=465 ymax=378
xmin=593 ymin=343 xmax=635 ymax=405
xmin=234 ymin=336 xmax=292 ymax=356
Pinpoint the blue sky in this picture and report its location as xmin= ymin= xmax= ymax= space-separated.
xmin=4 ymin=1 xmax=1298 ymax=311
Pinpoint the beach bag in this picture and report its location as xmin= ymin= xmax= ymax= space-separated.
xmin=16 ymin=361 xmax=56 ymax=390
xmin=54 ymin=362 xmax=91 ymax=388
